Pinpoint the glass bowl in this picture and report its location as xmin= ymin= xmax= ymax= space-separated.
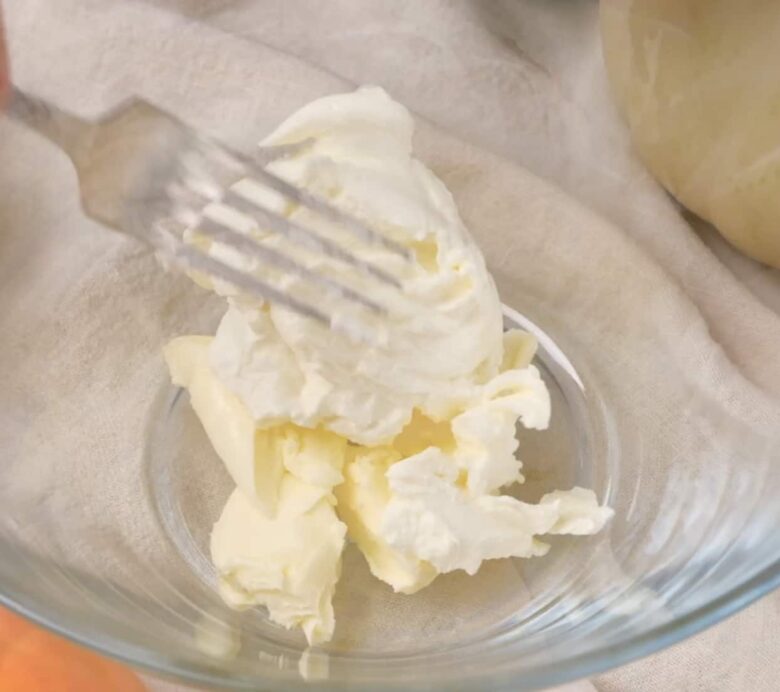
xmin=1 ymin=1 xmax=779 ymax=690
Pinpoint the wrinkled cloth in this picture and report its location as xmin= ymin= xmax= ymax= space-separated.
xmin=3 ymin=1 xmax=779 ymax=691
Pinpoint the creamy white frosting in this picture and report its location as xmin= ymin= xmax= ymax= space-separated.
xmin=334 ymin=330 xmax=611 ymax=590
xmin=207 ymin=86 xmax=504 ymax=445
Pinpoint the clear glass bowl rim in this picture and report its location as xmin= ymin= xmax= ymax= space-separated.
xmin=1 ymin=549 xmax=778 ymax=691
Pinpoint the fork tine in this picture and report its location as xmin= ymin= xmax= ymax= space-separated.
xmin=170 ymin=240 xmax=330 ymax=324
xmin=171 ymin=168 xmax=404 ymax=290
xmin=223 ymin=189 xmax=403 ymax=289
xmin=152 ymin=230 xmax=376 ymax=346
xmin=239 ymin=155 xmax=414 ymax=261
xmin=195 ymin=217 xmax=386 ymax=314
xmin=159 ymin=233 xmax=382 ymax=345
xmin=254 ymin=139 xmax=315 ymax=166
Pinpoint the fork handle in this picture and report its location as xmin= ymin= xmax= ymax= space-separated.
xmin=8 ymin=86 xmax=92 ymax=159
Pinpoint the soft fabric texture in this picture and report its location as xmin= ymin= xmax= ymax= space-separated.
xmin=2 ymin=1 xmax=779 ymax=691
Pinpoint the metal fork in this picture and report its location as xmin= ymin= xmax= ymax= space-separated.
xmin=8 ymin=87 xmax=411 ymax=338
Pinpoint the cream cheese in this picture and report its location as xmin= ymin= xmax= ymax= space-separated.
xmin=164 ymin=86 xmax=612 ymax=644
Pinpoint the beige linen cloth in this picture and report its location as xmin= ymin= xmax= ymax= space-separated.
xmin=3 ymin=1 xmax=780 ymax=691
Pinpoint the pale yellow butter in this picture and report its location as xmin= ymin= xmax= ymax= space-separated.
xmin=164 ymin=336 xmax=284 ymax=516
xmin=211 ymin=481 xmax=346 ymax=645
xmin=335 ymin=446 xmax=437 ymax=595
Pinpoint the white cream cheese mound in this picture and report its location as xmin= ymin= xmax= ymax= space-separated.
xmin=164 ymin=87 xmax=613 ymax=644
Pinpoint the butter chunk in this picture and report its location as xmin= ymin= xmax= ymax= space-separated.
xmin=501 ymin=329 xmax=539 ymax=372
xmin=335 ymin=447 xmax=437 ymax=595
xmin=211 ymin=480 xmax=346 ymax=646
xmin=278 ymin=425 xmax=346 ymax=488
xmin=164 ymin=337 xmax=347 ymax=516
xmin=382 ymin=449 xmax=556 ymax=575
xmin=540 ymin=487 xmax=615 ymax=535
xmin=164 ymin=336 xmax=284 ymax=515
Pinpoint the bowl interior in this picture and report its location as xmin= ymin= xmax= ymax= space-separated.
xmin=146 ymin=306 xmax=612 ymax=659
xmin=1 ymin=1 xmax=780 ymax=690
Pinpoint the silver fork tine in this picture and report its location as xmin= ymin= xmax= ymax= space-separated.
xmin=223 ymin=189 xmax=403 ymax=288
xmin=239 ymin=156 xmax=414 ymax=261
xmin=255 ymin=140 xmax=315 ymax=166
xmin=8 ymin=87 xmax=407 ymax=342
xmin=195 ymin=216 xmax=386 ymax=314
xmin=171 ymin=170 xmax=403 ymax=289
xmin=162 ymin=232 xmax=383 ymax=345
xmin=166 ymin=238 xmax=331 ymax=325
